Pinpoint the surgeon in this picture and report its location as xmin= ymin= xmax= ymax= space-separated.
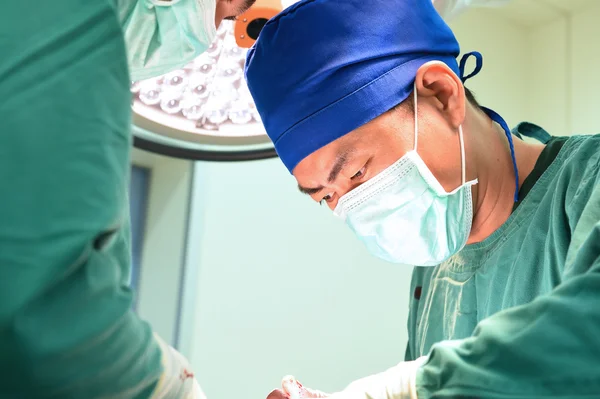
xmin=0 ymin=0 xmax=252 ymax=398
xmin=244 ymin=0 xmax=600 ymax=398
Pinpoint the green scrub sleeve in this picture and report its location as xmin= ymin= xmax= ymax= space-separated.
xmin=416 ymin=170 xmax=600 ymax=398
xmin=0 ymin=0 xmax=162 ymax=397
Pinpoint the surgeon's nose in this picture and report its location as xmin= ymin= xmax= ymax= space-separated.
xmin=326 ymin=180 xmax=363 ymax=210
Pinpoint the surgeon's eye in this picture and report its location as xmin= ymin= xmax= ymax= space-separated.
xmin=351 ymin=167 xmax=366 ymax=180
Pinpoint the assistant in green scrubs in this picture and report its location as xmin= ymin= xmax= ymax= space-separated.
xmin=0 ymin=1 xmax=162 ymax=397
xmin=407 ymin=123 xmax=600 ymax=397
xmin=0 ymin=0 xmax=259 ymax=395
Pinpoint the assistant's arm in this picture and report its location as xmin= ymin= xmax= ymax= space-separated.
xmin=0 ymin=1 xmax=202 ymax=397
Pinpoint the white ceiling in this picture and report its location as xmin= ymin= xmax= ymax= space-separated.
xmin=491 ymin=0 xmax=598 ymax=28
xmin=280 ymin=0 xmax=597 ymax=28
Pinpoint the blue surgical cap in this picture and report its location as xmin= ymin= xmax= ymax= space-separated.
xmin=244 ymin=0 xmax=462 ymax=173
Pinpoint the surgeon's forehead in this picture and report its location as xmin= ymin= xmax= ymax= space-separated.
xmin=295 ymin=134 xmax=358 ymax=181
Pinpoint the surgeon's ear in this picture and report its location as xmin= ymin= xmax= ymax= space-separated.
xmin=414 ymin=61 xmax=465 ymax=129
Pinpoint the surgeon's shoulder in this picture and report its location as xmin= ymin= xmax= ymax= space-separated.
xmin=555 ymin=134 xmax=600 ymax=261
xmin=559 ymin=134 xmax=600 ymax=277
xmin=560 ymin=134 xmax=600 ymax=209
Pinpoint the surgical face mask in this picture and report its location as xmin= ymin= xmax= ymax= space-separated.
xmin=333 ymin=87 xmax=478 ymax=266
xmin=121 ymin=0 xmax=217 ymax=81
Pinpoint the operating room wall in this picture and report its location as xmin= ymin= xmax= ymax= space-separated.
xmin=450 ymin=9 xmax=531 ymax=127
xmin=131 ymin=148 xmax=191 ymax=346
xmin=185 ymin=11 xmax=531 ymax=399
xmin=528 ymin=2 xmax=600 ymax=136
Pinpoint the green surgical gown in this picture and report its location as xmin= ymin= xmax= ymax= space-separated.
xmin=406 ymin=124 xmax=600 ymax=397
xmin=0 ymin=0 xmax=162 ymax=397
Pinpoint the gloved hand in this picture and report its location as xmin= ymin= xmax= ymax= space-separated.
xmin=150 ymin=334 xmax=207 ymax=399
xmin=266 ymin=376 xmax=329 ymax=399
xmin=432 ymin=0 xmax=511 ymax=20
xmin=271 ymin=358 xmax=427 ymax=399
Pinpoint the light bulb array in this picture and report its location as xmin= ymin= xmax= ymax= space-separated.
xmin=131 ymin=21 xmax=261 ymax=131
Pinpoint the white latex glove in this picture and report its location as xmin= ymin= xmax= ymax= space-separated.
xmin=281 ymin=376 xmax=330 ymax=398
xmin=432 ymin=0 xmax=511 ymax=20
xmin=279 ymin=357 xmax=428 ymax=399
xmin=150 ymin=334 xmax=207 ymax=399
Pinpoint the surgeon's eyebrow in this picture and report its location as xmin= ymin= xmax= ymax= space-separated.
xmin=297 ymin=149 xmax=353 ymax=195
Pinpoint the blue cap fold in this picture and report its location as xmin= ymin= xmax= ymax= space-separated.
xmin=245 ymin=0 xmax=461 ymax=172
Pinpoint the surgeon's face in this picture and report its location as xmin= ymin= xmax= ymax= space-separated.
xmin=293 ymin=63 xmax=468 ymax=210
xmin=293 ymin=108 xmax=412 ymax=210
xmin=216 ymin=0 xmax=257 ymax=27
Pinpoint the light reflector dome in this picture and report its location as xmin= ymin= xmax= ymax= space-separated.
xmin=131 ymin=21 xmax=276 ymax=162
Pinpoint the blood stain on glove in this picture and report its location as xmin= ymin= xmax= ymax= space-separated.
xmin=180 ymin=369 xmax=195 ymax=381
xmin=282 ymin=375 xmax=304 ymax=398
xmin=281 ymin=375 xmax=329 ymax=398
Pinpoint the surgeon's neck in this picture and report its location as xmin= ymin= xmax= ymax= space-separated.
xmin=465 ymin=107 xmax=545 ymax=244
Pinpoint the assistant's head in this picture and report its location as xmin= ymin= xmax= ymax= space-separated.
xmin=126 ymin=0 xmax=258 ymax=82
